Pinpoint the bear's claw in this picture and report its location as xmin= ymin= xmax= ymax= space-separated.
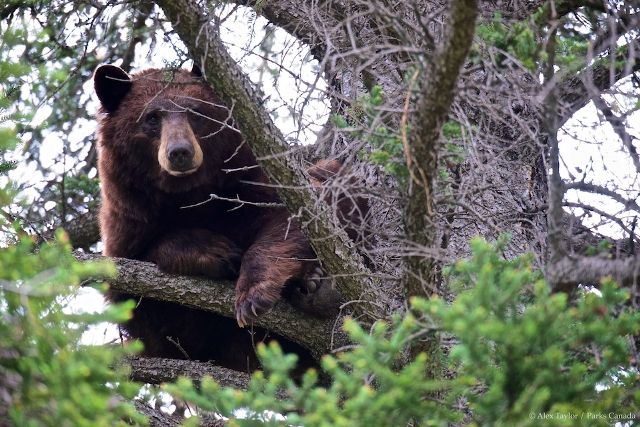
xmin=234 ymin=281 xmax=280 ymax=327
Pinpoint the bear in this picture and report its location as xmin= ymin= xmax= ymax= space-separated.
xmin=94 ymin=64 xmax=367 ymax=372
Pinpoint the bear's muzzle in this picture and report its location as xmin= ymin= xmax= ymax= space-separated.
xmin=158 ymin=115 xmax=204 ymax=176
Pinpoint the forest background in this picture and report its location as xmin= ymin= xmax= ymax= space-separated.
xmin=1 ymin=1 xmax=639 ymax=426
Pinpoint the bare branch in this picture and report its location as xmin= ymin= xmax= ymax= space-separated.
xmin=561 ymin=210 xmax=635 ymax=257
xmin=591 ymin=95 xmax=640 ymax=174
xmin=566 ymin=181 xmax=640 ymax=214
xmin=558 ymin=37 xmax=640 ymax=126
xmin=233 ymin=0 xmax=345 ymax=61
xmin=564 ymin=201 xmax=639 ymax=240
xmin=480 ymin=0 xmax=605 ymax=22
xmin=591 ymin=11 xmax=640 ymax=58
xmin=545 ymin=9 xmax=566 ymax=265
xmin=120 ymin=2 xmax=154 ymax=72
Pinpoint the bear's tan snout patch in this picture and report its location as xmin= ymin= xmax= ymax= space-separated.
xmin=158 ymin=116 xmax=203 ymax=176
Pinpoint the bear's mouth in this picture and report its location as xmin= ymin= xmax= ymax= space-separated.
xmin=166 ymin=167 xmax=199 ymax=177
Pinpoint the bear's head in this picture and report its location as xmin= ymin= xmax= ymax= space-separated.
xmin=94 ymin=64 xmax=249 ymax=195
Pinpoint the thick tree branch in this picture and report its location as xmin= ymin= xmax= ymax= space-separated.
xmin=550 ymin=255 xmax=640 ymax=292
xmin=545 ymin=14 xmax=566 ymax=266
xmin=127 ymin=357 xmax=252 ymax=390
xmin=126 ymin=356 xmax=289 ymax=401
xmin=37 ymin=211 xmax=100 ymax=250
xmin=133 ymin=401 xmax=181 ymax=427
xmin=78 ymin=254 xmax=349 ymax=360
xmin=403 ymin=0 xmax=478 ymax=298
xmin=154 ymin=0 xmax=379 ymax=316
xmin=233 ymin=0 xmax=344 ymax=61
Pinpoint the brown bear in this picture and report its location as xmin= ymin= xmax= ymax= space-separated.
xmin=94 ymin=64 xmax=365 ymax=371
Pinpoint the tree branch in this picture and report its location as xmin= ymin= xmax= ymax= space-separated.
xmin=566 ymin=181 xmax=640 ymax=214
xmin=564 ymin=201 xmax=639 ymax=241
xmin=591 ymin=95 xmax=640 ymax=174
xmin=545 ymin=10 xmax=640 ymax=291
xmin=545 ymin=11 xmax=566 ymax=265
xmin=133 ymin=401 xmax=182 ymax=427
xmin=233 ymin=0 xmax=344 ymax=61
xmin=39 ymin=211 xmax=100 ymax=250
xmin=154 ymin=0 xmax=379 ymax=316
xmin=78 ymin=254 xmax=349 ymax=360
xmin=127 ymin=356 xmax=252 ymax=389
xmin=481 ymin=0 xmax=604 ymax=22
xmin=590 ymin=11 xmax=640 ymax=58
xmin=0 ymin=2 xmax=23 ymax=21
xmin=126 ymin=356 xmax=289 ymax=401
xmin=561 ymin=209 xmax=636 ymax=257
xmin=403 ymin=0 xmax=478 ymax=298
xmin=549 ymin=255 xmax=640 ymax=292
xmin=120 ymin=1 xmax=155 ymax=73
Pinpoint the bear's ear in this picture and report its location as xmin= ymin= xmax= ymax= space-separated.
xmin=94 ymin=64 xmax=132 ymax=113
xmin=191 ymin=63 xmax=203 ymax=77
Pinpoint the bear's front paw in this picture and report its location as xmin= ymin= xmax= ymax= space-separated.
xmin=289 ymin=265 xmax=342 ymax=318
xmin=234 ymin=282 xmax=281 ymax=327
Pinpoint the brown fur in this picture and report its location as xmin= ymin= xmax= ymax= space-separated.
xmin=94 ymin=65 xmax=365 ymax=371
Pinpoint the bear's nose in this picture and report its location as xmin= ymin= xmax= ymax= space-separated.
xmin=167 ymin=143 xmax=195 ymax=172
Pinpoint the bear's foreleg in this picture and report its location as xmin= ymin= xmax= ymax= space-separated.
xmin=144 ymin=228 xmax=242 ymax=279
xmin=235 ymin=211 xmax=315 ymax=327
xmin=101 ymin=209 xmax=160 ymax=259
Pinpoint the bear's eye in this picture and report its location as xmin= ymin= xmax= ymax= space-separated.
xmin=145 ymin=111 xmax=161 ymax=126
xmin=188 ymin=108 xmax=208 ymax=126
xmin=189 ymin=108 xmax=206 ymax=120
